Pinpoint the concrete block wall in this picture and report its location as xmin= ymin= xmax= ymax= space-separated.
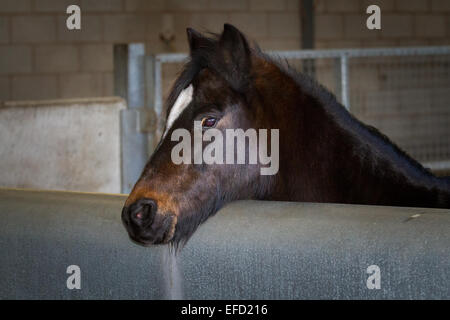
xmin=0 ymin=0 xmax=303 ymax=102
xmin=2 ymin=1 xmax=449 ymax=102
xmin=0 ymin=97 xmax=125 ymax=193
xmin=315 ymin=0 xmax=450 ymax=48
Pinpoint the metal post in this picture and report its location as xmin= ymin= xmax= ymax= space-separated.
xmin=145 ymin=55 xmax=157 ymax=152
xmin=154 ymin=58 xmax=163 ymax=141
xmin=340 ymin=55 xmax=350 ymax=110
xmin=127 ymin=44 xmax=145 ymax=109
xmin=301 ymin=0 xmax=315 ymax=78
xmin=113 ymin=45 xmax=128 ymax=102
xmin=115 ymin=44 xmax=150 ymax=194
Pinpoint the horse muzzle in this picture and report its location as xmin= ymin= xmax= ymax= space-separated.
xmin=121 ymin=198 xmax=177 ymax=245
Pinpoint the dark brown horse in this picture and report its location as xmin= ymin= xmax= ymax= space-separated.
xmin=121 ymin=24 xmax=450 ymax=246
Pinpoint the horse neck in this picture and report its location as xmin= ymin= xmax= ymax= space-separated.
xmin=265 ymin=79 xmax=450 ymax=209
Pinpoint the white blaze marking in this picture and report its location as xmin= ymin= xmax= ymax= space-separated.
xmin=163 ymin=84 xmax=193 ymax=138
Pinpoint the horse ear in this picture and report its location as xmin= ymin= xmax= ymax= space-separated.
xmin=186 ymin=28 xmax=207 ymax=54
xmin=218 ymin=24 xmax=251 ymax=92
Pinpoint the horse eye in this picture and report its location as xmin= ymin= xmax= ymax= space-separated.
xmin=201 ymin=117 xmax=217 ymax=128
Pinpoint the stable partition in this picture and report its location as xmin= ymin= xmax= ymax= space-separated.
xmin=0 ymin=98 xmax=125 ymax=194
xmin=0 ymin=188 xmax=449 ymax=299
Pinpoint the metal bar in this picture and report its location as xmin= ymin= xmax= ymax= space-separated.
xmin=154 ymin=46 xmax=450 ymax=64
xmin=113 ymin=45 xmax=128 ymax=101
xmin=145 ymin=55 xmax=157 ymax=152
xmin=120 ymin=109 xmax=148 ymax=193
xmin=334 ymin=57 xmax=342 ymax=103
xmin=154 ymin=58 xmax=164 ymax=141
xmin=300 ymin=0 xmax=315 ymax=77
xmin=340 ymin=55 xmax=350 ymax=110
xmin=1 ymin=188 xmax=449 ymax=299
xmin=145 ymin=55 xmax=155 ymax=110
xmin=154 ymin=58 xmax=163 ymax=117
xmin=423 ymin=160 xmax=450 ymax=172
xmin=115 ymin=44 xmax=149 ymax=194
xmin=127 ymin=44 xmax=145 ymax=109
xmin=152 ymin=46 xmax=450 ymax=116
xmin=301 ymin=0 xmax=314 ymax=50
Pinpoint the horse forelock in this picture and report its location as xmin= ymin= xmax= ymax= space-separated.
xmin=164 ymin=33 xmax=262 ymax=124
xmin=163 ymin=84 xmax=194 ymax=138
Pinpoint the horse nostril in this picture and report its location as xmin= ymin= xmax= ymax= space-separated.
xmin=130 ymin=198 xmax=157 ymax=226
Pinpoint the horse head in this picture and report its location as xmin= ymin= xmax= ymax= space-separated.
xmin=121 ymin=24 xmax=288 ymax=246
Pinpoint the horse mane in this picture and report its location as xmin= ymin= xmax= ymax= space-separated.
xmin=257 ymin=49 xmax=440 ymax=185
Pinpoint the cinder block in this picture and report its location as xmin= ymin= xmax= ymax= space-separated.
xmin=170 ymin=35 xmax=189 ymax=52
xmin=35 ymin=45 xmax=79 ymax=73
xmin=0 ymin=45 xmax=32 ymax=74
xmin=395 ymin=0 xmax=429 ymax=12
xmin=125 ymin=0 xmax=165 ymax=11
xmin=379 ymin=14 xmax=413 ymax=38
xmin=12 ymin=16 xmax=56 ymax=43
xmin=314 ymin=0 xmax=326 ymax=13
xmin=0 ymin=16 xmax=9 ymax=43
xmin=315 ymin=14 xmax=344 ymax=40
xmin=102 ymin=72 xmax=114 ymax=96
xmin=0 ymin=76 xmax=10 ymax=101
xmin=249 ymin=0 xmax=285 ymax=11
xmin=34 ymin=0 xmax=81 ymax=12
xmin=415 ymin=14 xmax=446 ymax=37
xmin=315 ymin=39 xmax=362 ymax=48
xmin=0 ymin=0 xmax=31 ymax=12
xmin=166 ymin=0 xmax=208 ymax=11
xmin=80 ymin=0 xmax=123 ymax=12
xmin=428 ymin=38 xmax=450 ymax=45
xmin=320 ymin=0 xmax=361 ymax=12
xmin=145 ymin=38 xmax=173 ymax=54
xmin=80 ymin=44 xmax=113 ymax=72
xmin=343 ymin=14 xmax=378 ymax=40
xmin=286 ymin=0 xmax=299 ymax=11
xmin=59 ymin=73 xmax=103 ymax=98
xmin=57 ymin=15 xmax=103 ymax=42
xmin=209 ymin=0 xmax=248 ymax=11
xmin=360 ymin=0 xmax=395 ymax=12
xmin=229 ymin=13 xmax=268 ymax=38
xmin=104 ymin=14 xmax=147 ymax=42
xmin=431 ymin=0 xmax=450 ymax=12
xmin=146 ymin=13 xmax=164 ymax=41
xmin=12 ymin=75 xmax=58 ymax=100
xmin=268 ymin=13 xmax=300 ymax=38
xmin=360 ymin=39 xmax=398 ymax=47
xmin=396 ymin=39 xmax=429 ymax=46
xmin=174 ymin=13 xmax=229 ymax=36
xmin=173 ymin=13 xmax=192 ymax=38
xmin=256 ymin=39 xmax=301 ymax=50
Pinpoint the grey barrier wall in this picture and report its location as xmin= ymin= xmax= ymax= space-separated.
xmin=0 ymin=188 xmax=449 ymax=299
xmin=0 ymin=98 xmax=125 ymax=193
